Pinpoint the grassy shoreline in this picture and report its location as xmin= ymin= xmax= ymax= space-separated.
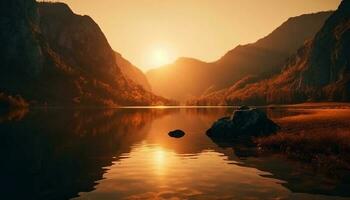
xmin=255 ymin=108 xmax=350 ymax=172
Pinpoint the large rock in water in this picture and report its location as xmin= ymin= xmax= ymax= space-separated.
xmin=206 ymin=107 xmax=280 ymax=140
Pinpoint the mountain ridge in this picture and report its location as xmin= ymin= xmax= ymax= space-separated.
xmin=147 ymin=11 xmax=333 ymax=101
xmin=188 ymin=0 xmax=350 ymax=105
xmin=0 ymin=1 xmax=172 ymax=107
xmin=115 ymin=52 xmax=152 ymax=91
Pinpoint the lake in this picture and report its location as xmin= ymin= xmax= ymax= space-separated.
xmin=1 ymin=106 xmax=350 ymax=200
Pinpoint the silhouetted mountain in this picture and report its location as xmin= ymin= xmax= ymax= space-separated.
xmin=115 ymin=52 xmax=152 ymax=91
xmin=0 ymin=1 xmax=171 ymax=107
xmin=147 ymin=57 xmax=212 ymax=100
xmin=147 ymin=11 xmax=332 ymax=101
xmin=188 ymin=0 xmax=349 ymax=105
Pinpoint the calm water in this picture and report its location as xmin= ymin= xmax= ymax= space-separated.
xmin=1 ymin=107 xmax=350 ymax=200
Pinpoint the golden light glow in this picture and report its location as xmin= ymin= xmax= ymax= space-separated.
xmin=153 ymin=146 xmax=167 ymax=176
xmin=58 ymin=0 xmax=340 ymax=71
xmin=154 ymin=147 xmax=165 ymax=165
xmin=151 ymin=48 xmax=171 ymax=67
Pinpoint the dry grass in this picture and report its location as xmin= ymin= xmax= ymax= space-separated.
xmin=255 ymin=109 xmax=350 ymax=170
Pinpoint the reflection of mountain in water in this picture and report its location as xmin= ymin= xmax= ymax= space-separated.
xmin=1 ymin=107 xmax=350 ymax=199
xmin=0 ymin=108 xmax=174 ymax=200
xmin=200 ymin=108 xmax=350 ymax=198
xmin=211 ymin=139 xmax=350 ymax=198
xmin=241 ymin=155 xmax=350 ymax=198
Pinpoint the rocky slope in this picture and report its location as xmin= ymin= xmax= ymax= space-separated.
xmin=147 ymin=11 xmax=332 ymax=101
xmin=0 ymin=0 xmax=47 ymax=102
xmin=189 ymin=0 xmax=349 ymax=105
xmin=115 ymin=52 xmax=152 ymax=91
xmin=0 ymin=1 xmax=171 ymax=107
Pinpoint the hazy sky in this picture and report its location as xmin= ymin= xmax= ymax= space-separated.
xmin=57 ymin=0 xmax=341 ymax=71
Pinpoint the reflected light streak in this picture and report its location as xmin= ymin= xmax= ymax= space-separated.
xmin=153 ymin=146 xmax=168 ymax=177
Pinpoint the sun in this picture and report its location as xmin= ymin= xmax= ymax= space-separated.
xmin=151 ymin=48 xmax=171 ymax=67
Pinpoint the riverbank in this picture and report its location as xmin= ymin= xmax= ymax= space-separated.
xmin=255 ymin=108 xmax=350 ymax=173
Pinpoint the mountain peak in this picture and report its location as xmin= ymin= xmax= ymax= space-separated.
xmin=189 ymin=0 xmax=350 ymax=105
xmin=174 ymin=57 xmax=203 ymax=64
xmin=37 ymin=2 xmax=74 ymax=16
xmin=339 ymin=0 xmax=350 ymax=12
xmin=147 ymin=11 xmax=332 ymax=101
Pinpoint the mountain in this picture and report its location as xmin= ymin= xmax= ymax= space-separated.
xmin=188 ymin=0 xmax=349 ymax=105
xmin=147 ymin=11 xmax=332 ymax=101
xmin=147 ymin=57 xmax=213 ymax=100
xmin=0 ymin=1 xmax=171 ymax=107
xmin=115 ymin=52 xmax=152 ymax=91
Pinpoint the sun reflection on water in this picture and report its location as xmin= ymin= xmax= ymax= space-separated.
xmin=69 ymin=107 xmax=350 ymax=200
xmin=75 ymin=140 xmax=292 ymax=200
xmin=153 ymin=146 xmax=168 ymax=177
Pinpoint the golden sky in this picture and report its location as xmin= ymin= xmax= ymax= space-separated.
xmin=57 ymin=0 xmax=340 ymax=71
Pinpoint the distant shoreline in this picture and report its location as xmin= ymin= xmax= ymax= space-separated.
xmin=118 ymin=102 xmax=350 ymax=109
xmin=9 ymin=102 xmax=350 ymax=110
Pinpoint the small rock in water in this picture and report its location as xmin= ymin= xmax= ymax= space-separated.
xmin=168 ymin=129 xmax=185 ymax=138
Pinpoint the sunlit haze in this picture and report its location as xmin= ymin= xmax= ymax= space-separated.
xmin=57 ymin=0 xmax=340 ymax=71
xmin=150 ymin=46 xmax=173 ymax=67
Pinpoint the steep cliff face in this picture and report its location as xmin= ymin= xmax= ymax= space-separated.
xmin=297 ymin=0 xmax=350 ymax=100
xmin=38 ymin=3 xmax=120 ymax=83
xmin=216 ymin=11 xmax=333 ymax=86
xmin=0 ymin=0 xmax=78 ymax=105
xmin=188 ymin=0 xmax=349 ymax=105
xmin=260 ymin=0 xmax=350 ymax=104
xmin=1 ymin=0 xmax=42 ymax=74
xmin=0 ymin=0 xmax=44 ymax=94
xmin=115 ymin=52 xmax=152 ymax=91
xmin=0 ymin=1 xmax=170 ymax=107
xmin=147 ymin=11 xmax=332 ymax=101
